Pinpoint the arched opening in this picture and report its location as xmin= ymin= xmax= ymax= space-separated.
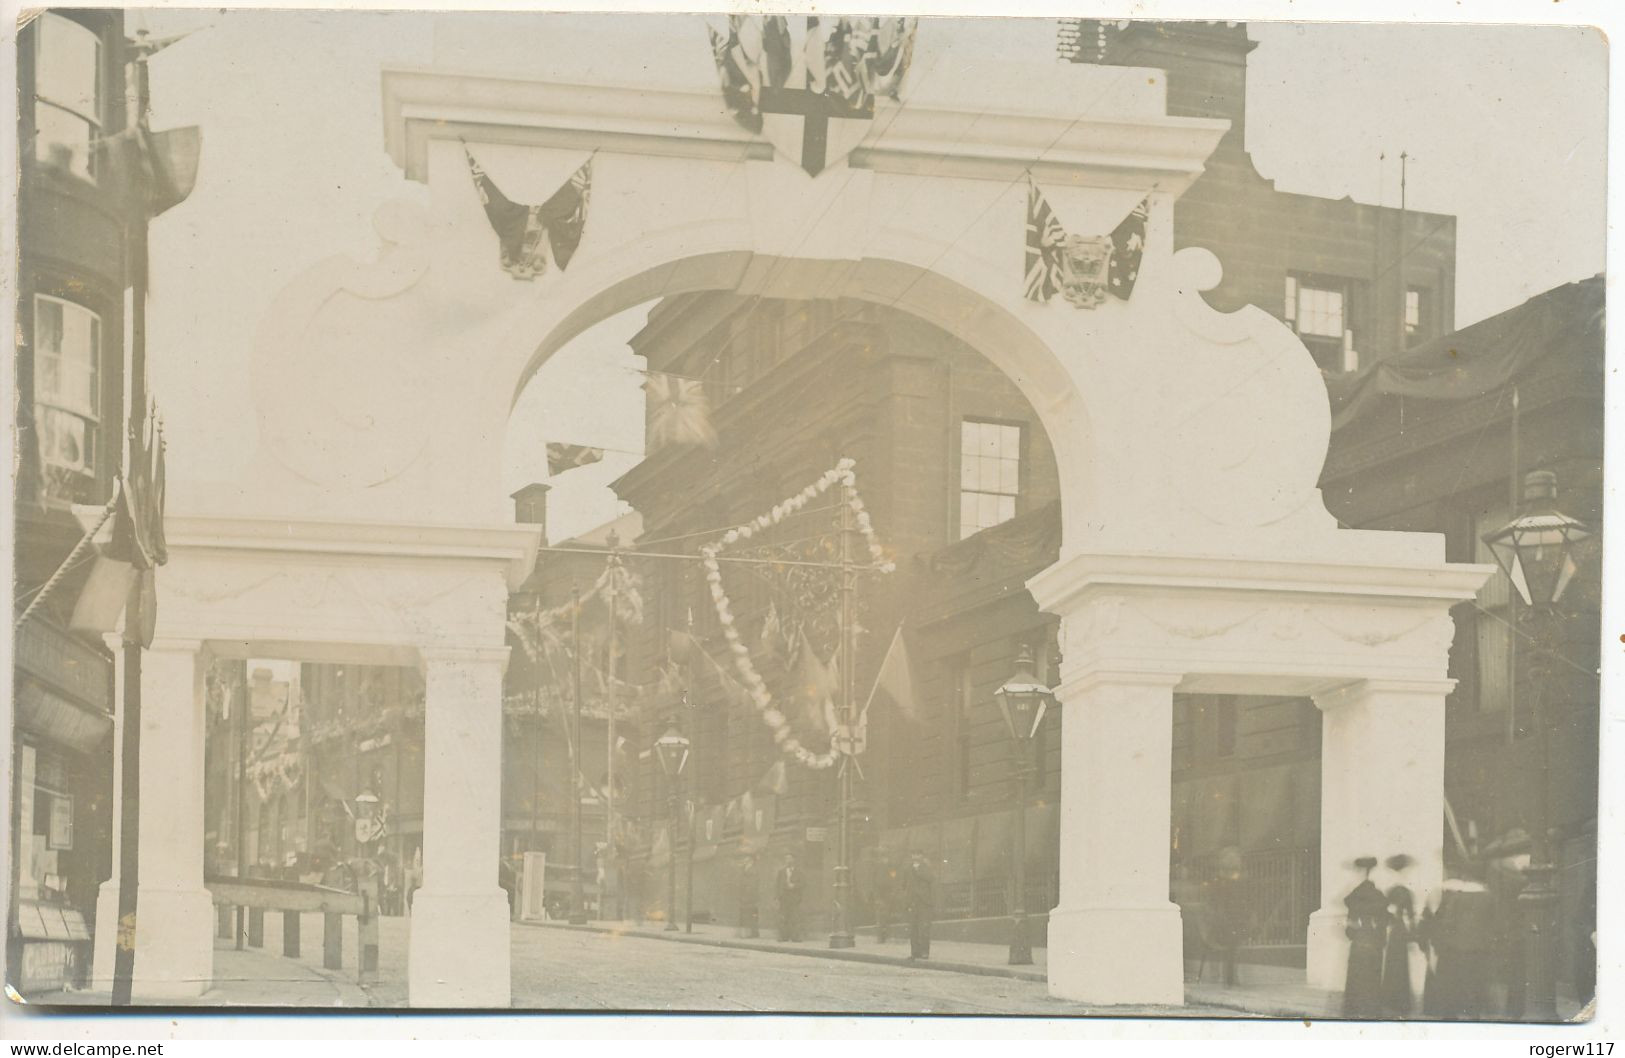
xmin=495 ymin=276 xmax=1076 ymax=964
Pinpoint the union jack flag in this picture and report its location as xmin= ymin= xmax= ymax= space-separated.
xmin=1024 ymin=181 xmax=1068 ymax=302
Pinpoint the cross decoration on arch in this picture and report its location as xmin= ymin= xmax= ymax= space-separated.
xmin=708 ymin=15 xmax=917 ymax=177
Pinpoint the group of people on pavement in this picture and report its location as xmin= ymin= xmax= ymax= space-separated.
xmin=734 ymin=850 xmax=937 ymax=958
xmin=1176 ymin=839 xmax=1585 ymax=1020
xmin=1343 ymin=849 xmax=1556 ymax=1020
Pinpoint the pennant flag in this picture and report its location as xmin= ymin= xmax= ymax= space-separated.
xmin=708 ymin=21 xmax=763 ymax=133
xmin=863 ymin=17 xmax=917 ymax=102
xmin=101 ymin=124 xmax=202 ymax=218
xmin=546 ymin=442 xmax=605 ymax=476
xmin=465 ymin=147 xmax=592 ymax=279
xmin=466 ymin=147 xmax=544 ymax=278
xmin=537 ymin=158 xmax=592 ymax=271
xmin=863 ymin=624 xmax=920 ymax=722
xmin=70 ymin=411 xmax=169 ymax=646
xmin=645 ymin=374 xmax=719 ymax=448
xmin=822 ymin=19 xmax=871 ymax=112
xmin=762 ymin=15 xmax=793 ymax=90
xmin=759 ymin=759 xmax=789 ymax=796
xmin=1024 ymin=181 xmax=1067 ymax=303
xmin=759 ymin=601 xmax=783 ymax=657
xmin=791 ymin=631 xmax=838 ymax=735
xmin=1108 ymin=197 xmax=1149 ymax=300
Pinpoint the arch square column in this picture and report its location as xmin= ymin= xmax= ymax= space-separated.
xmin=1047 ymin=671 xmax=1186 ymax=1006
xmin=410 ymin=646 xmax=512 ymax=1008
xmin=1306 ymin=678 xmax=1454 ymax=991
xmin=126 ymin=639 xmax=214 ymax=1000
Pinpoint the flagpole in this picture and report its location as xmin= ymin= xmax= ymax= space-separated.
xmin=605 ymin=542 xmax=619 ymax=921
xmin=110 ymin=31 xmax=153 ymax=1006
xmin=829 ymin=473 xmax=856 ymax=950
xmin=569 ymin=582 xmax=588 ymax=925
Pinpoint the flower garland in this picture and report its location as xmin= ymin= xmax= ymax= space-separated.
xmin=701 ymin=458 xmax=894 ymax=770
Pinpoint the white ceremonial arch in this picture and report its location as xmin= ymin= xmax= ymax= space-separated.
xmin=92 ymin=17 xmax=1490 ymax=1008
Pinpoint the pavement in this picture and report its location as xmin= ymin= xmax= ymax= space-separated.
xmin=28 ymin=936 xmax=369 ymax=1008
xmin=25 ymin=913 xmax=1587 ymax=1021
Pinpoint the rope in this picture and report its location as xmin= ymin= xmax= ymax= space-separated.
xmin=14 ymin=496 xmax=118 ymax=632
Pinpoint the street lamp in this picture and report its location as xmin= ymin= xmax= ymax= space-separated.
xmin=994 ymin=645 xmax=1054 ymax=966
xmin=1483 ymin=471 xmax=1590 ymax=611
xmin=1482 ymin=469 xmax=1590 ymax=1021
xmin=352 ymin=790 xmax=385 ymax=980
xmin=654 ymin=726 xmax=690 ymax=933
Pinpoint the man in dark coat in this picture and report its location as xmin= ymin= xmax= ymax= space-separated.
xmin=905 ymin=853 xmax=935 ymax=960
xmin=776 ymin=854 xmax=803 ymax=942
xmin=1421 ymin=865 xmax=1498 ymax=1019
xmin=738 ymin=853 xmax=761 ymax=939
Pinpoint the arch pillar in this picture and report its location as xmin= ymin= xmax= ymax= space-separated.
xmin=1047 ymin=670 xmax=1186 ymax=1005
xmin=129 ymin=638 xmax=214 ymax=1000
xmin=409 ymin=645 xmax=513 ymax=1008
xmin=1306 ymin=677 xmax=1454 ymax=991
xmin=1031 ymin=550 xmax=1488 ymax=1006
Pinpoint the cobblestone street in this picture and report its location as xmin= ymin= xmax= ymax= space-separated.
xmin=272 ymin=914 xmax=1246 ymax=1016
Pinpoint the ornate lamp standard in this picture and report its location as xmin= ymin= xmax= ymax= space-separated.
xmin=653 ymin=726 xmax=691 ymax=933
xmin=993 ymin=646 xmax=1054 ymax=966
xmin=1482 ymin=469 xmax=1591 ymax=1021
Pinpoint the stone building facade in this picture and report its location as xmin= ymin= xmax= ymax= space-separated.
xmin=10 ymin=9 xmax=132 ymax=994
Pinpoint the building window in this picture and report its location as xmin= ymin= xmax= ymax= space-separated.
xmin=1289 ymin=280 xmax=1345 ymax=339
xmin=959 ymin=419 xmax=1022 ymax=539
xmin=33 ymin=295 xmax=102 ymax=477
xmin=34 ymin=14 xmax=103 ymax=180
xmin=1405 ymin=288 xmax=1427 ymax=344
xmin=1285 ymin=276 xmax=1356 ymax=373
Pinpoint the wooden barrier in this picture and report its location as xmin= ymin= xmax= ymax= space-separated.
xmin=283 ymin=909 xmax=301 ymax=958
xmin=323 ymin=913 xmax=344 ymax=970
xmin=205 ymin=876 xmax=368 ymax=980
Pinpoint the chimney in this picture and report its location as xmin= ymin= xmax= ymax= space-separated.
xmin=512 ymin=483 xmax=551 ymax=537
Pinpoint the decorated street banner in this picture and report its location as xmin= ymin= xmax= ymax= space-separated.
xmin=546 ymin=442 xmax=605 ymax=476
xmin=708 ymin=15 xmax=918 ymax=176
xmin=1024 ymin=182 xmax=1150 ymax=309
xmin=465 ymin=146 xmax=593 ymax=279
xmin=698 ymin=459 xmax=894 ymax=771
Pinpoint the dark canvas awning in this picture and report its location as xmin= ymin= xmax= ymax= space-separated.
xmin=1328 ymin=275 xmax=1604 ymax=431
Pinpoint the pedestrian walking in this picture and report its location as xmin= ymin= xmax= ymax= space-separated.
xmin=1420 ymin=862 xmax=1497 ymax=1019
xmin=738 ymin=853 xmax=761 ymax=939
xmin=905 ymin=852 xmax=935 ymax=960
xmin=1382 ymin=854 xmax=1418 ymax=1016
xmin=776 ymin=854 xmax=803 ymax=942
xmin=1343 ymin=856 xmax=1391 ymax=1017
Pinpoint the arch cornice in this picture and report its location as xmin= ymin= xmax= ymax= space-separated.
xmin=381 ymin=66 xmax=1229 ymax=193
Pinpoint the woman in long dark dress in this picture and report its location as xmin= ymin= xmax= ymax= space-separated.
xmin=1343 ymin=856 xmax=1391 ymax=1017
xmin=1381 ymin=854 xmax=1417 ymax=1015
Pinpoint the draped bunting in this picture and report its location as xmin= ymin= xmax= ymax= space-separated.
xmin=699 ymin=459 xmax=894 ymax=770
